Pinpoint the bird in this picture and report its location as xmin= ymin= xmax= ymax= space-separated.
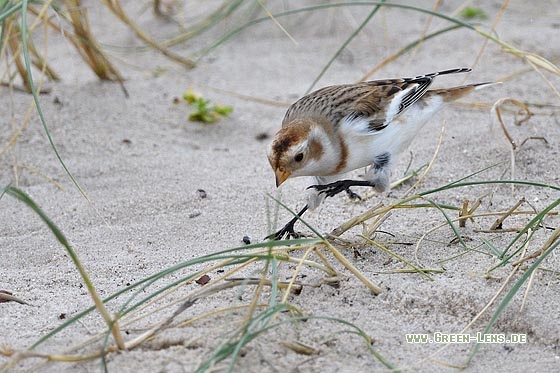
xmin=267 ymin=68 xmax=496 ymax=240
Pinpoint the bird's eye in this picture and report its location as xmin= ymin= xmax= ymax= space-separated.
xmin=294 ymin=153 xmax=304 ymax=162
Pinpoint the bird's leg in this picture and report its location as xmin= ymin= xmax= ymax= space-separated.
xmin=266 ymin=204 xmax=309 ymax=240
xmin=308 ymin=179 xmax=375 ymax=199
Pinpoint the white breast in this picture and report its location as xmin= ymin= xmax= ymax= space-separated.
xmin=339 ymin=95 xmax=446 ymax=174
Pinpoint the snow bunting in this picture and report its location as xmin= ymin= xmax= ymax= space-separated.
xmin=267 ymin=68 xmax=495 ymax=239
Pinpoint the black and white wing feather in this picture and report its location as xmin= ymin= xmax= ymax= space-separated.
xmin=282 ymin=68 xmax=472 ymax=133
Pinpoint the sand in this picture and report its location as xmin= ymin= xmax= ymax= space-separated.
xmin=1 ymin=1 xmax=559 ymax=372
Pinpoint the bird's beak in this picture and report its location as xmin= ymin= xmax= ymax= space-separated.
xmin=275 ymin=168 xmax=291 ymax=187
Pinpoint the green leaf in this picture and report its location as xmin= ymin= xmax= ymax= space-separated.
xmin=460 ymin=7 xmax=488 ymax=20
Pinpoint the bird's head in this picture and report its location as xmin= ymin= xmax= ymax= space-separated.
xmin=267 ymin=119 xmax=326 ymax=187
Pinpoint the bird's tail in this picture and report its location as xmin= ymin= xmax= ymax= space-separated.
xmin=430 ymin=81 xmax=500 ymax=102
xmin=419 ymin=67 xmax=472 ymax=79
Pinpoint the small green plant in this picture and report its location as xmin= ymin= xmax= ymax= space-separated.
xmin=460 ymin=6 xmax=488 ymax=20
xmin=183 ymin=89 xmax=233 ymax=123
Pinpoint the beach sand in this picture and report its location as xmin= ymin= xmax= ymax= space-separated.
xmin=1 ymin=1 xmax=559 ymax=371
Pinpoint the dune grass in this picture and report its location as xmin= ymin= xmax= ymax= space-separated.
xmin=2 ymin=172 xmax=558 ymax=370
xmin=1 ymin=0 xmax=559 ymax=371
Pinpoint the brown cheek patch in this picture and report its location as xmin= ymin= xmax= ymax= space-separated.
xmin=309 ymin=138 xmax=323 ymax=160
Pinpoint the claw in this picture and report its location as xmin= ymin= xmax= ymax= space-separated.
xmin=266 ymin=222 xmax=304 ymax=240
xmin=346 ymin=188 xmax=362 ymax=200
xmin=266 ymin=205 xmax=309 ymax=240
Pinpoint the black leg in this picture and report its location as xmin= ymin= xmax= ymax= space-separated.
xmin=308 ymin=179 xmax=375 ymax=199
xmin=266 ymin=205 xmax=309 ymax=240
xmin=267 ymin=180 xmax=374 ymax=240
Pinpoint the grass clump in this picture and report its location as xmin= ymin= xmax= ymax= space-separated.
xmin=0 ymin=186 xmax=392 ymax=371
xmin=2 ymin=168 xmax=558 ymax=371
xmin=183 ymin=89 xmax=233 ymax=123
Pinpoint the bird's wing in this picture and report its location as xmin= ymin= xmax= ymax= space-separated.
xmin=283 ymin=68 xmax=471 ymax=134
xmin=349 ymin=68 xmax=472 ymax=132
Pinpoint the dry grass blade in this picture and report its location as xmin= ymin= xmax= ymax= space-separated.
xmin=475 ymin=28 xmax=560 ymax=98
xmin=11 ymin=164 xmax=65 ymax=190
xmin=513 ymin=225 xmax=560 ymax=266
xmin=124 ymin=281 xmax=245 ymax=350
xmin=4 ymin=17 xmax=32 ymax=90
xmin=22 ymin=1 xmax=60 ymax=82
xmin=279 ymin=341 xmax=318 ymax=355
xmin=491 ymin=98 xmax=533 ymax=193
xmin=281 ymin=245 xmax=315 ymax=302
xmin=226 ymin=278 xmax=304 ymax=294
xmin=100 ymin=0 xmax=195 ymax=68
xmin=0 ymin=291 xmax=31 ymax=306
xmin=506 ymin=48 xmax=560 ymax=77
xmin=196 ymin=84 xmax=290 ymax=107
xmin=489 ymin=197 xmax=525 ymax=231
xmin=459 ymin=199 xmax=481 ymax=228
xmin=402 ymin=123 xmax=445 ymax=196
xmin=256 ymin=0 xmax=297 ymax=45
xmin=330 ymin=202 xmax=384 ymax=237
xmin=383 ymin=268 xmax=444 ymax=274
xmin=324 ymin=240 xmax=382 ymax=295
xmin=365 ymin=209 xmax=393 ymax=238
xmin=2 ymin=12 xmax=58 ymax=90
xmin=362 ymin=236 xmax=433 ymax=280
xmin=491 ymin=98 xmax=533 ymax=150
xmin=1 ymin=187 xmax=127 ymax=371
xmin=470 ymin=0 xmax=509 ymax=70
xmin=1 ymin=349 xmax=107 ymax=365
xmin=63 ymin=0 xmax=124 ymax=82
xmin=416 ymin=229 xmax=531 ymax=369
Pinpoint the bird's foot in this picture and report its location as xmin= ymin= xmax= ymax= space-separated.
xmin=266 ymin=221 xmax=306 ymax=241
xmin=266 ymin=205 xmax=309 ymax=240
xmin=308 ymin=179 xmax=373 ymax=199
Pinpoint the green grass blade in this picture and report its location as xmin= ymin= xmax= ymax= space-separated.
xmin=4 ymin=186 xmax=124 ymax=348
xmin=306 ymin=0 xmax=386 ymax=93
xmin=30 ymin=238 xmax=319 ymax=348
xmin=267 ymin=194 xmax=324 ymax=240
xmin=358 ymin=24 xmax=463 ymax=80
xmin=197 ymin=309 xmax=396 ymax=372
xmin=310 ymin=315 xmax=397 ymax=370
xmin=423 ymin=197 xmax=468 ymax=249
xmin=0 ymin=2 xmax=24 ymax=22
xmin=467 ymin=237 xmax=560 ymax=364
xmin=268 ymin=251 xmax=279 ymax=308
xmin=197 ymin=2 xmax=479 ymax=60
xmin=194 ymin=303 xmax=295 ymax=373
xmin=4 ymin=186 xmax=70 ymax=247
xmin=481 ymin=238 xmax=503 ymax=257
xmin=492 ymin=197 xmax=560 ymax=268
xmin=19 ymin=0 xmax=89 ymax=201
